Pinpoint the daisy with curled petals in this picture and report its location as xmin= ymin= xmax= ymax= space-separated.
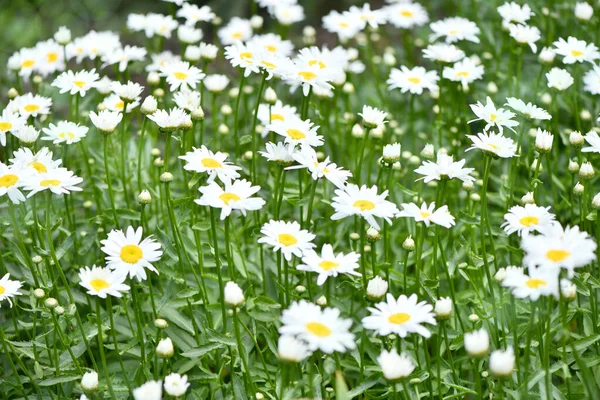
xmin=286 ymin=146 xmax=352 ymax=188
xmin=179 ymin=145 xmax=242 ymax=183
xmin=414 ymin=152 xmax=475 ymax=183
xmin=173 ymin=91 xmax=201 ymax=112
xmin=10 ymin=147 xmax=61 ymax=173
xmin=466 ymin=131 xmax=517 ymax=158
xmin=259 ymin=142 xmax=297 ymax=166
xmin=469 ymin=97 xmax=519 ymax=134
xmin=582 ymin=130 xmax=600 ymax=153
xmin=7 ymin=93 xmax=52 ymax=118
xmin=429 ymin=17 xmax=480 ymax=44
xmin=42 ymin=121 xmax=88 ymax=145
xmin=23 ymin=167 xmax=83 ymax=197
xmin=0 ymin=162 xmax=31 ymax=204
xmin=159 ymin=60 xmax=205 ymax=92
xmin=521 ymin=223 xmax=597 ymax=277
xmin=111 ymin=81 xmax=144 ymax=102
xmin=78 ymin=265 xmax=130 ymax=298
xmin=505 ymin=97 xmax=551 ymax=120
xmin=362 ymin=293 xmax=437 ymax=338
xmin=258 ymin=220 xmax=316 ymax=261
xmin=268 ymin=116 xmax=324 ymax=148
xmin=501 ymin=267 xmax=559 ymax=301
xmin=330 ymin=184 xmax=399 ymax=230
xmin=396 ymin=202 xmax=455 ymax=228
xmin=387 ymin=66 xmax=439 ymax=95
xmin=297 ymin=244 xmax=361 ymax=286
xmin=442 ymin=58 xmax=484 ymax=87
xmin=0 ymin=273 xmax=23 ymax=307
xmin=422 ymin=43 xmax=465 ymax=64
xmin=195 ymin=179 xmax=266 ymax=220
xmin=89 ymin=110 xmax=123 ymax=134
xmin=501 ymin=204 xmax=555 ymax=236
xmin=385 ymin=2 xmax=429 ymax=29
xmin=0 ymin=109 xmax=26 ymax=146
xmin=279 ymin=300 xmax=355 ymax=354
xmin=101 ymin=226 xmax=163 ymax=282
xmin=358 ymin=105 xmax=388 ymax=130
xmin=553 ymin=36 xmax=600 ymax=64
xmin=52 ymin=69 xmax=99 ymax=97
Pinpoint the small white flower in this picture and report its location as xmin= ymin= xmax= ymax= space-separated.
xmin=464 ymin=329 xmax=489 ymax=357
xmin=163 ymin=373 xmax=190 ymax=398
xmin=156 ymin=338 xmax=174 ymax=358
xmin=490 ymin=347 xmax=515 ymax=377
xmin=133 ymin=380 xmax=162 ymax=400
xmin=278 ymin=335 xmax=312 ymax=363
xmin=81 ymin=371 xmax=98 ymax=391
xmin=224 ymin=281 xmax=245 ymax=306
xmin=377 ymin=349 xmax=415 ymax=381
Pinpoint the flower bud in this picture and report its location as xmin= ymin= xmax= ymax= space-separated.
xmin=7 ymin=88 xmax=18 ymax=99
xmin=224 ymin=281 xmax=244 ymax=306
xmin=573 ymin=182 xmax=585 ymax=196
xmin=156 ymin=337 xmax=174 ymax=358
xmin=55 ymin=306 xmax=65 ymax=315
xmin=560 ymin=279 xmax=577 ymax=301
xmin=191 ymin=107 xmax=204 ymax=121
xmin=490 ymin=348 xmax=515 ymax=377
xmin=569 ymin=130 xmax=584 ymax=148
xmin=138 ymin=190 xmax=152 ymax=205
xmin=154 ymin=318 xmax=168 ymax=329
xmin=568 ymin=159 xmax=580 ymax=173
xmin=462 ymin=181 xmax=474 ymax=191
xmin=351 ymin=123 xmax=364 ymax=138
xmin=579 ymin=162 xmax=595 ymax=179
xmin=592 ymin=193 xmax=600 ymax=209
xmin=54 ymin=26 xmax=71 ymax=45
xmin=160 ymin=172 xmax=173 ymax=183
xmin=434 ymin=297 xmax=453 ymax=320
xmin=464 ymin=329 xmax=489 ymax=357
xmin=420 ymin=144 xmax=435 ymax=159
xmin=316 ymin=295 xmax=327 ymax=306
xmin=81 ymin=371 xmax=98 ymax=391
xmin=521 ymin=192 xmax=535 ymax=205
xmin=366 ymin=227 xmax=381 ymax=242
xmin=402 ymin=236 xmax=415 ymax=251
xmin=350 ymin=232 xmax=360 ymax=241
xmin=147 ymin=72 xmax=161 ymax=85
xmin=264 ymin=87 xmax=277 ymax=104
xmin=141 ymin=96 xmax=158 ymax=115
xmin=45 ymin=298 xmax=58 ymax=309
xmin=33 ymin=288 xmax=45 ymax=299
xmin=366 ymin=276 xmax=388 ymax=301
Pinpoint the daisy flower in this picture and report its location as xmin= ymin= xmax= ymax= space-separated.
xmin=9 ymin=147 xmax=61 ymax=173
xmin=385 ymin=2 xmax=429 ymax=28
xmin=414 ymin=152 xmax=475 ymax=183
xmin=297 ymin=244 xmax=361 ymax=286
xmin=508 ymin=24 xmax=541 ymax=53
xmin=179 ymin=145 xmax=242 ymax=183
xmin=203 ymin=75 xmax=230 ymax=93
xmin=278 ymin=335 xmax=312 ymax=363
xmin=377 ymin=350 xmax=415 ymax=381
xmin=279 ymin=300 xmax=355 ymax=354
xmin=111 ymin=81 xmax=144 ymax=102
xmin=553 ymin=36 xmax=600 ymax=64
xmin=359 ymin=105 xmax=388 ymax=129
xmin=224 ymin=42 xmax=262 ymax=78
xmin=41 ymin=121 xmax=88 ymax=145
xmin=442 ymin=58 xmax=484 ymax=87
xmin=501 ymin=267 xmax=559 ymax=300
xmin=101 ymin=226 xmax=163 ymax=282
xmin=147 ymin=108 xmax=189 ymax=131
xmin=102 ymin=45 xmax=147 ymax=72
xmin=218 ymin=17 xmax=253 ymax=45
xmin=78 ymin=265 xmax=130 ymax=298
xmin=583 ymin=66 xmax=600 ymax=95
xmin=52 ymin=69 xmax=99 ymax=97
xmin=546 ymin=67 xmax=574 ymax=91
xmin=387 ymin=66 xmax=439 ymax=95
xmin=497 ymin=2 xmax=534 ymax=24
xmin=582 ymin=130 xmax=600 ymax=153
xmin=322 ymin=10 xmax=362 ymax=42
xmin=521 ymin=223 xmax=597 ymax=277
xmin=362 ymin=293 xmax=437 ymax=338
xmin=430 ymin=17 xmax=480 ymax=43
xmin=286 ymin=146 xmax=352 ymax=188
xmin=347 ymin=3 xmax=386 ymax=30
xmin=258 ymin=220 xmax=316 ymax=261
xmin=259 ymin=142 xmax=297 ymax=166
xmin=268 ymin=116 xmax=324 ymax=148
xmin=177 ymin=3 xmax=215 ymax=26
xmin=23 ymin=167 xmax=83 ymax=197
xmin=505 ymin=97 xmax=551 ymax=120
xmin=160 ymin=60 xmax=205 ymax=92
xmin=396 ymin=202 xmax=455 ymax=228
xmin=0 ymin=162 xmax=30 ymax=204
xmin=282 ymin=59 xmax=336 ymax=96
xmin=466 ymin=131 xmax=517 ymax=158
xmin=502 ymin=204 xmax=556 ymax=236
xmin=7 ymin=93 xmax=52 ymax=118
xmin=195 ymin=179 xmax=266 ymax=220
xmin=422 ymin=43 xmax=465 ymax=64
xmin=258 ymin=101 xmax=299 ymax=136
xmin=469 ymin=96 xmax=519 ymax=134
xmin=12 ymin=125 xmax=40 ymax=145
xmin=330 ymin=184 xmax=399 ymax=230
xmin=0 ymin=273 xmax=23 ymax=307
xmin=173 ymin=91 xmax=201 ymax=112
xmin=0 ymin=109 xmax=26 ymax=146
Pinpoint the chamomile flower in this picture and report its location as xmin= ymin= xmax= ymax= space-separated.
xmin=179 ymin=145 xmax=242 ymax=183
xmin=505 ymin=97 xmax=551 ymax=120
xmin=362 ymin=293 xmax=437 ymax=338
xmin=279 ymin=300 xmax=355 ymax=354
xmin=224 ymin=42 xmax=262 ymax=77
xmin=258 ymin=220 xmax=316 ymax=261
xmin=508 ymin=24 xmax=541 ymax=53
xmin=583 ymin=66 xmax=600 ymax=95
xmin=268 ymin=116 xmax=324 ymax=148
xmin=218 ymin=17 xmax=253 ymax=45
xmin=78 ymin=265 xmax=130 ymax=298
xmin=422 ymin=43 xmax=465 ymax=63
xmin=8 ymin=93 xmax=52 ymax=118
xmin=0 ymin=273 xmax=23 ymax=307
xmin=147 ymin=108 xmax=189 ymax=131
xmin=23 ymin=167 xmax=83 ymax=196
xmin=203 ymin=75 xmax=230 ymax=93
xmin=387 ymin=66 xmax=440 ymax=95
xmin=9 ymin=147 xmax=61 ymax=173
xmin=378 ymin=350 xmax=415 ymax=381
xmin=502 ymin=204 xmax=556 ymax=236
xmin=442 ymin=58 xmax=484 ymax=87
xmin=553 ymin=36 xmax=600 ymax=64
xmin=287 ymin=146 xmax=352 ymax=188
xmin=430 ymin=17 xmax=481 ymax=43
xmin=283 ymin=59 xmax=336 ymax=96
xmin=469 ymin=96 xmax=519 ymax=134
xmin=52 ymin=69 xmax=100 ymax=97
xmin=497 ymin=2 xmax=533 ymax=24
xmin=102 ymin=45 xmax=147 ymax=72
xmin=41 ymin=121 xmax=88 ymax=145
xmin=330 ymin=184 xmax=399 ymax=230
xmin=396 ymin=202 xmax=455 ymax=228
xmin=101 ymin=226 xmax=163 ymax=282
xmin=160 ymin=60 xmax=205 ymax=92
xmin=258 ymin=101 xmax=299 ymax=135
xmin=322 ymin=11 xmax=362 ymax=42
xmin=414 ymin=152 xmax=475 ymax=183
xmin=582 ymin=130 xmax=600 ymax=153
xmin=385 ymin=2 xmax=429 ymax=28
xmin=195 ymin=179 xmax=266 ymax=220
xmin=297 ymin=244 xmax=361 ymax=286
xmin=0 ymin=162 xmax=31 ymax=204
xmin=111 ymin=81 xmax=144 ymax=102
xmin=0 ymin=109 xmax=26 ymax=146
xmin=173 ymin=91 xmax=201 ymax=111
xmin=359 ymin=105 xmax=388 ymax=129
xmin=546 ymin=67 xmax=574 ymax=91
xmin=260 ymin=142 xmax=297 ymax=166
xmin=89 ymin=110 xmax=123 ymax=134
xmin=347 ymin=3 xmax=386 ymax=30
xmin=177 ymin=3 xmax=215 ymax=26
xmin=502 ymin=267 xmax=559 ymax=300
xmin=466 ymin=131 xmax=517 ymax=158
xmin=521 ymin=223 xmax=597 ymax=277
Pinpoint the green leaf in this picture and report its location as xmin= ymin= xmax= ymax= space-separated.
xmin=335 ymin=371 xmax=350 ymax=400
xmin=39 ymin=374 xmax=81 ymax=386
xmin=347 ymin=377 xmax=378 ymax=398
xmin=181 ymin=342 xmax=225 ymax=358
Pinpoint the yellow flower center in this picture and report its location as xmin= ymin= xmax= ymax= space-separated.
xmin=456 ymin=71 xmax=470 ymax=77
xmin=232 ymin=32 xmax=243 ymax=40
xmin=266 ymin=45 xmax=277 ymax=52
xmin=400 ymin=10 xmax=414 ymax=17
xmin=420 ymin=211 xmax=431 ymax=218
xmin=174 ymin=72 xmax=188 ymax=80
xmin=339 ymin=22 xmax=349 ymax=28
xmin=353 ymin=200 xmax=375 ymax=211
xmin=120 ymin=244 xmax=143 ymax=264
xmin=287 ymin=128 xmax=306 ymax=140
xmin=519 ymin=216 xmax=539 ymax=227
xmin=40 ymin=179 xmax=61 ymax=187
xmin=388 ymin=312 xmax=411 ymax=325
xmin=21 ymin=59 xmax=35 ymax=68
xmin=219 ymin=192 xmax=241 ymax=205
xmin=115 ymin=101 xmax=125 ymax=110
xmin=571 ymin=50 xmax=584 ymax=57
xmin=0 ymin=285 xmax=5 ymax=295
xmin=0 ymin=122 xmax=12 ymax=131
xmin=47 ymin=52 xmax=59 ymax=63
xmin=0 ymin=174 xmax=18 ymax=188
xmin=546 ymin=249 xmax=570 ymax=262
xmin=448 ymin=29 xmax=459 ymax=35
xmin=487 ymin=143 xmax=499 ymax=150
xmin=306 ymin=322 xmax=332 ymax=337
xmin=318 ymin=260 xmax=339 ymax=271
xmin=73 ymin=80 xmax=86 ymax=88
xmin=278 ymin=233 xmax=297 ymax=246
xmin=59 ymin=132 xmax=76 ymax=140
xmin=308 ymin=60 xmax=326 ymax=69
xmin=525 ymin=278 xmax=547 ymax=289
xmin=261 ymin=61 xmax=276 ymax=70
xmin=90 ymin=279 xmax=110 ymax=292
xmin=201 ymin=158 xmax=222 ymax=168
xmin=298 ymin=71 xmax=317 ymax=81
xmin=240 ymin=52 xmax=253 ymax=61
xmin=24 ymin=104 xmax=40 ymax=113
xmin=271 ymin=113 xmax=284 ymax=122
xmin=29 ymin=162 xmax=47 ymax=173
xmin=408 ymin=77 xmax=421 ymax=84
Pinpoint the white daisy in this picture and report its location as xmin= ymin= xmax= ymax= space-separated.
xmin=414 ymin=152 xmax=475 ymax=183
xmin=159 ymin=60 xmax=205 ymax=92
xmin=268 ymin=116 xmax=324 ymax=148
xmin=286 ymin=146 xmax=352 ymax=188
xmin=387 ymin=66 xmax=439 ymax=95
xmin=502 ymin=204 xmax=555 ymax=236
xmin=9 ymin=147 xmax=61 ymax=173
xmin=0 ymin=109 xmax=26 ymax=146
xmin=0 ymin=162 xmax=31 ymax=204
xmin=179 ymin=145 xmax=242 ymax=184
xmin=442 ymin=58 xmax=484 ymax=87
xmin=297 ymin=244 xmax=361 ymax=286
xmin=259 ymin=142 xmax=297 ymax=166
xmin=505 ymin=97 xmax=551 ymax=120
xmin=582 ymin=130 xmax=600 ymax=153
xmin=553 ymin=36 xmax=600 ymax=64
xmin=195 ymin=179 xmax=266 ymax=220
xmin=0 ymin=273 xmax=23 ymax=307
xmin=385 ymin=2 xmax=429 ymax=28
xmin=546 ymin=67 xmax=574 ymax=91
xmin=330 ymin=184 xmax=399 ymax=230
xmin=422 ymin=43 xmax=465 ymax=64
xmin=502 ymin=267 xmax=559 ymax=300
xmin=257 ymin=220 xmax=316 ymax=261
xmin=469 ymin=96 xmax=519 ymax=134
xmin=466 ymin=131 xmax=517 ymax=158
xmin=78 ymin=265 xmax=130 ymax=298
xmin=7 ymin=93 xmax=52 ymax=118
xmin=52 ymin=69 xmax=99 ymax=97
xmin=396 ymin=202 xmax=455 ymax=228
xmin=23 ymin=167 xmax=83 ymax=197
xmin=41 ymin=121 xmax=88 ymax=145
xmin=430 ymin=17 xmax=480 ymax=43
